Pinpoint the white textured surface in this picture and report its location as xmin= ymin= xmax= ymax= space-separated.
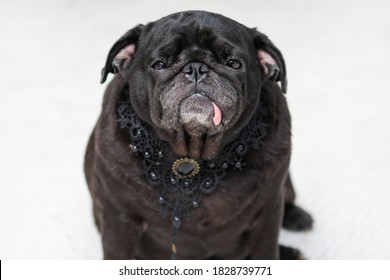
xmin=0 ymin=0 xmax=389 ymax=259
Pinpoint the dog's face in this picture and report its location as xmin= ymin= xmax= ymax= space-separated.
xmin=101 ymin=11 xmax=287 ymax=159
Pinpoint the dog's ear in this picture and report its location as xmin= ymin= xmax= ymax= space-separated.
xmin=252 ymin=29 xmax=287 ymax=93
xmin=100 ymin=24 xmax=144 ymax=84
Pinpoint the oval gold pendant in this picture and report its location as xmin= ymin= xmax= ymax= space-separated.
xmin=172 ymin=158 xmax=200 ymax=179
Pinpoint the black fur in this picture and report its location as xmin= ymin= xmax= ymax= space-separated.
xmin=85 ymin=11 xmax=312 ymax=259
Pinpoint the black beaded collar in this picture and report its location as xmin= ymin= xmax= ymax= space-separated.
xmin=117 ymin=94 xmax=268 ymax=259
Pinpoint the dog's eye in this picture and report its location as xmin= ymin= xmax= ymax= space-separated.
xmin=152 ymin=61 xmax=167 ymax=70
xmin=227 ymin=59 xmax=242 ymax=69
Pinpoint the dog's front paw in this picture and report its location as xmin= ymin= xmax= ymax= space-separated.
xmin=283 ymin=203 xmax=313 ymax=231
xmin=279 ymin=245 xmax=304 ymax=260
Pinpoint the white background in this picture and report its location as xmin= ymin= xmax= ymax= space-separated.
xmin=0 ymin=0 xmax=389 ymax=259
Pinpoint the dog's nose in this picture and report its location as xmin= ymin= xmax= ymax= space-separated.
xmin=182 ymin=62 xmax=209 ymax=83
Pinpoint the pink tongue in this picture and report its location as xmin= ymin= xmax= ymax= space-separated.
xmin=212 ymin=102 xmax=222 ymax=126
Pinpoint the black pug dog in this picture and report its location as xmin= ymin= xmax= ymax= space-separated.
xmin=85 ymin=10 xmax=313 ymax=260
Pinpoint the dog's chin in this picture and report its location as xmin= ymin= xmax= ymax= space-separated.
xmin=179 ymin=94 xmax=219 ymax=135
xmin=177 ymin=94 xmax=222 ymax=159
xmin=157 ymin=93 xmax=236 ymax=160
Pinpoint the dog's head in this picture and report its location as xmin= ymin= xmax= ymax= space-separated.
xmin=101 ymin=11 xmax=286 ymax=159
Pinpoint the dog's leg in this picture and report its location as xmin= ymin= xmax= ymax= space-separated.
xmin=97 ymin=205 xmax=141 ymax=260
xmin=282 ymin=173 xmax=313 ymax=231
xmin=249 ymin=193 xmax=284 ymax=259
xmin=93 ymin=202 xmax=102 ymax=232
